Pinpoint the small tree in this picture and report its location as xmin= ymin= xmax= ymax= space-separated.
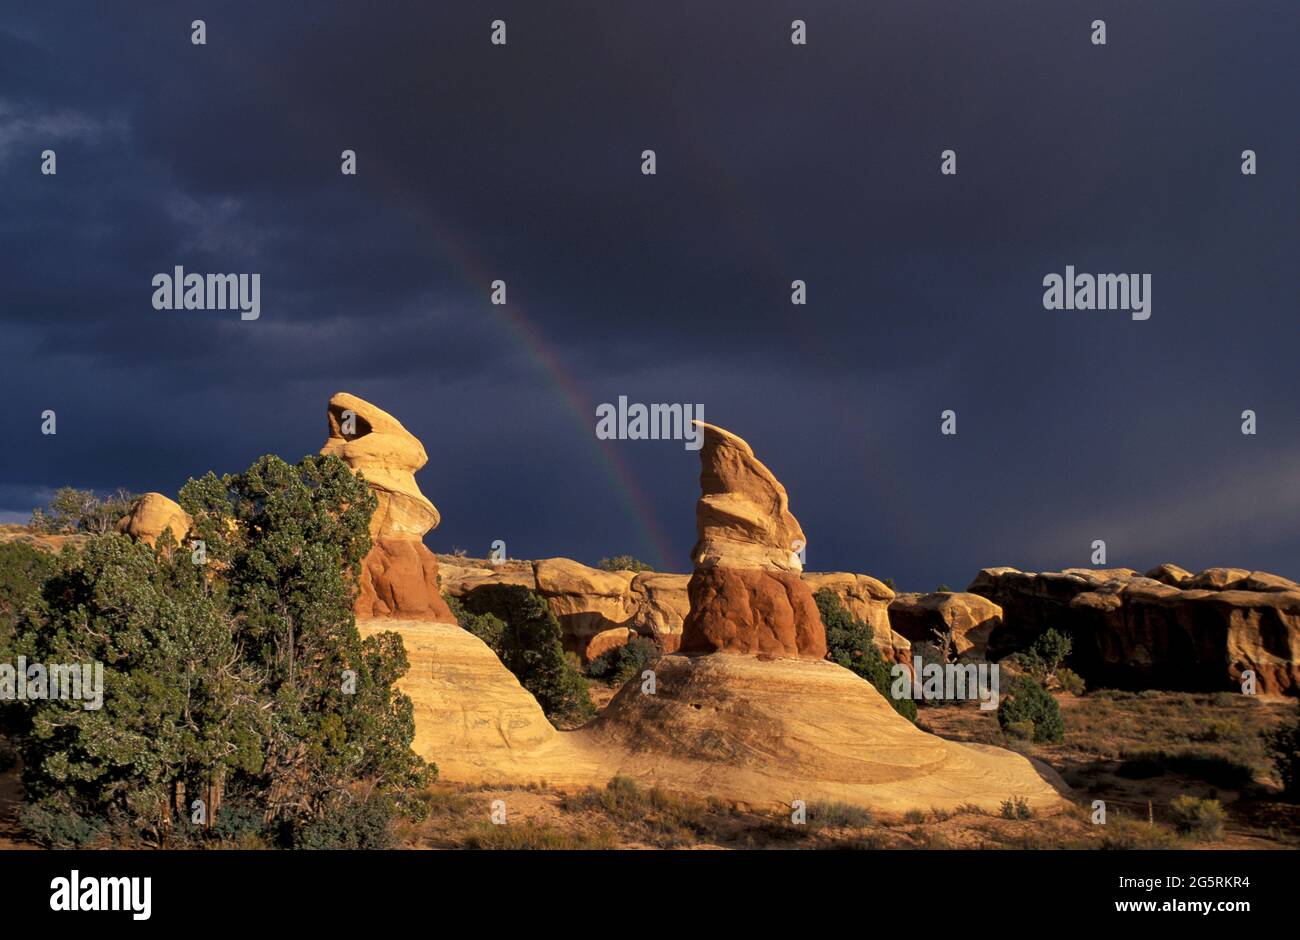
xmin=997 ymin=675 xmax=1065 ymax=743
xmin=815 ymin=588 xmax=917 ymax=722
xmin=179 ymin=455 xmax=429 ymax=833
xmin=1023 ymin=628 xmax=1073 ymax=685
xmin=459 ymin=584 xmax=594 ymax=726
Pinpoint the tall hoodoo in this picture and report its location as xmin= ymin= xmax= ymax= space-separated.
xmin=320 ymin=392 xmax=454 ymax=622
xmin=679 ymin=420 xmax=826 ymax=658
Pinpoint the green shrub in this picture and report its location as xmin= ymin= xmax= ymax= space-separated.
xmin=597 ymin=555 xmax=654 ymax=573
xmin=1264 ymin=708 xmax=1300 ymax=798
xmin=18 ymin=795 xmax=105 ymax=848
xmin=1169 ymin=796 xmax=1224 ymax=840
xmin=460 ymin=584 xmax=595 ymax=726
xmin=999 ymin=796 xmax=1033 ymax=820
xmin=446 ymin=594 xmax=506 ymax=650
xmin=0 ymin=541 xmax=57 ymax=624
xmin=998 ymin=676 xmax=1065 ymax=743
xmin=293 ymin=796 xmax=397 ymax=850
xmin=815 ymin=588 xmax=917 ymax=722
xmin=587 ymin=636 xmax=660 ymax=684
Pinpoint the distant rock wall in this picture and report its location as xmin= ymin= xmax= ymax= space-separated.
xmin=969 ymin=565 xmax=1300 ymax=695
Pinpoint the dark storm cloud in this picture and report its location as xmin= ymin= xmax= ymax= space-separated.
xmin=2 ymin=1 xmax=1297 ymax=583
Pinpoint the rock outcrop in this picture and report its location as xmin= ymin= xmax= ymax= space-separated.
xmin=582 ymin=650 xmax=1065 ymax=812
xmin=320 ymin=393 xmax=454 ymax=622
xmin=116 ymin=492 xmax=193 ymax=546
xmin=888 ymin=591 xmax=1002 ymax=660
xmin=533 ymin=559 xmax=689 ymax=659
xmin=442 ymin=555 xmax=910 ymax=663
xmin=970 ymin=566 xmax=1300 ymax=695
xmin=358 ymin=619 xmax=602 ymax=781
xmin=803 ymin=571 xmax=911 ymax=663
xmin=679 ymin=421 xmax=826 ymax=659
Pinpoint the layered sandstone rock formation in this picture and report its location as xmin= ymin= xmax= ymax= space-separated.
xmin=970 ymin=566 xmax=1300 ymax=695
xmin=116 ymin=492 xmax=193 ymax=546
xmin=679 ymin=421 xmax=826 ymax=659
xmin=888 ymin=591 xmax=1002 ymax=660
xmin=533 ymin=559 xmax=689 ymax=659
xmin=369 ymin=418 xmax=1065 ymax=812
xmin=441 ymin=555 xmax=906 ymax=663
xmin=357 ymin=620 xmax=603 ymax=781
xmin=320 ymin=393 xmax=454 ymax=622
xmin=583 ymin=654 xmax=1065 ymax=812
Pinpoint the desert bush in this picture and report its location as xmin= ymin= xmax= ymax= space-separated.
xmin=814 ymin=588 xmax=917 ymax=722
xmin=459 ymin=584 xmax=594 ymax=726
xmin=464 ymin=821 xmax=616 ymax=850
xmin=997 ymin=676 xmax=1064 ymax=743
xmin=809 ymin=801 xmax=874 ymax=828
xmin=18 ymin=794 xmax=105 ymax=848
xmin=587 ymin=636 xmax=660 ymax=684
xmin=997 ymin=796 xmax=1033 ymax=820
xmin=1168 ymin=795 xmax=1225 ymax=840
xmin=1264 ymin=708 xmax=1300 ymax=798
xmin=1057 ymin=667 xmax=1086 ymax=696
xmin=293 ymin=795 xmax=397 ymax=850
xmin=597 ymin=555 xmax=654 ymax=573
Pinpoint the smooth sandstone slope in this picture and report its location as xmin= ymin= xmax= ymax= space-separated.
xmin=582 ymin=653 xmax=1065 ymax=812
xmin=367 ymin=618 xmax=1064 ymax=812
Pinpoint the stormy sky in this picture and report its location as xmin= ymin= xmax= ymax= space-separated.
xmin=2 ymin=2 xmax=1297 ymax=589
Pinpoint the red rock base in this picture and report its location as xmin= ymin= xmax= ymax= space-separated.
xmin=679 ymin=567 xmax=827 ymax=659
xmin=355 ymin=538 xmax=455 ymax=622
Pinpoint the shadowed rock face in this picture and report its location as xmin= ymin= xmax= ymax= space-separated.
xmin=320 ymin=392 xmax=453 ymax=622
xmin=970 ymin=566 xmax=1300 ymax=695
xmin=888 ymin=591 xmax=1002 ymax=660
xmin=679 ymin=422 xmax=826 ymax=659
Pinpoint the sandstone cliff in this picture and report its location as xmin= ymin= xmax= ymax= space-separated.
xmin=970 ymin=565 xmax=1300 ymax=695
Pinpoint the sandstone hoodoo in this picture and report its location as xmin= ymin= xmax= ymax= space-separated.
xmin=117 ymin=492 xmax=193 ymax=547
xmin=320 ymin=392 xmax=454 ymax=622
xmin=576 ymin=420 xmax=1065 ymax=812
xmin=679 ymin=421 xmax=826 ymax=659
xmin=970 ymin=566 xmax=1300 ymax=695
